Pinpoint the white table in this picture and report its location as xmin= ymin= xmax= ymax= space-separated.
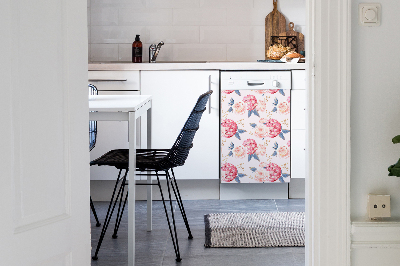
xmin=89 ymin=95 xmax=152 ymax=266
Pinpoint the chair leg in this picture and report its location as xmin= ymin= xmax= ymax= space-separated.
xmin=156 ymin=171 xmax=182 ymax=262
xmin=90 ymin=196 xmax=101 ymax=227
xmin=168 ymin=169 xmax=193 ymax=239
xmin=92 ymin=169 xmax=128 ymax=261
xmin=112 ymin=178 xmax=128 ymax=239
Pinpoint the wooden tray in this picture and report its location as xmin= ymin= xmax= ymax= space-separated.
xmin=265 ymin=0 xmax=286 ymax=59
xmin=279 ymin=22 xmax=304 ymax=52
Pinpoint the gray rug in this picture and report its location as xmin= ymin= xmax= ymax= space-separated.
xmin=204 ymin=212 xmax=305 ymax=248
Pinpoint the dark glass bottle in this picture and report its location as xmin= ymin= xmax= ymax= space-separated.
xmin=132 ymin=35 xmax=142 ymax=63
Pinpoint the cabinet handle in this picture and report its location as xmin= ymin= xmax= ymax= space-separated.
xmin=247 ymin=81 xmax=264 ymax=86
xmin=208 ymin=75 xmax=212 ymax=114
xmin=88 ymin=79 xmax=127 ymax=82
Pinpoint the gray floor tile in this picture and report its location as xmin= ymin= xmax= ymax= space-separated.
xmin=91 ymin=199 xmax=305 ymax=266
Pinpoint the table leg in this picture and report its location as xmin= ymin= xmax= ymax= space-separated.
xmin=128 ymin=112 xmax=136 ymax=266
xmin=147 ymin=104 xmax=152 ymax=232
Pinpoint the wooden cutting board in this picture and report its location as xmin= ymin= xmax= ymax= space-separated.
xmin=279 ymin=22 xmax=304 ymax=52
xmin=265 ymin=0 xmax=286 ymax=59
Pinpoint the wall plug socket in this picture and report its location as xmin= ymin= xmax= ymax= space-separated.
xmin=367 ymin=194 xmax=391 ymax=220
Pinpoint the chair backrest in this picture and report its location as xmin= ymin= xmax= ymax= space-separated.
xmin=89 ymin=84 xmax=98 ymax=151
xmin=163 ymin=90 xmax=213 ymax=169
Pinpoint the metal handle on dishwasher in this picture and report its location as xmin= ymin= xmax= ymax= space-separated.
xmin=208 ymin=75 xmax=212 ymax=114
xmin=88 ymin=79 xmax=127 ymax=82
xmin=247 ymin=81 xmax=264 ymax=86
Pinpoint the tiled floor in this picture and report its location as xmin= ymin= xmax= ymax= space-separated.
xmin=91 ymin=199 xmax=305 ymax=266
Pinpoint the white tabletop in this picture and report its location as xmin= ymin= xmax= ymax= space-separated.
xmin=89 ymin=95 xmax=152 ymax=112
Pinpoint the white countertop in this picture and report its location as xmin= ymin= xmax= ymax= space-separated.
xmin=89 ymin=62 xmax=306 ymax=71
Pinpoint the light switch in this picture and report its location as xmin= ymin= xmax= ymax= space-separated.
xmin=359 ymin=3 xmax=381 ymax=26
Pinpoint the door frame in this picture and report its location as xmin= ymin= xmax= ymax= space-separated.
xmin=306 ymin=0 xmax=351 ymax=265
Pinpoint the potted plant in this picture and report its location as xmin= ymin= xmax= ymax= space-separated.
xmin=388 ymin=135 xmax=400 ymax=176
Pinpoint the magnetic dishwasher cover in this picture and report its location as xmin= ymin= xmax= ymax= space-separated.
xmin=220 ymin=71 xmax=291 ymax=184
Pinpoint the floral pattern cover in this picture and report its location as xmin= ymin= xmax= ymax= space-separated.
xmin=220 ymin=89 xmax=291 ymax=183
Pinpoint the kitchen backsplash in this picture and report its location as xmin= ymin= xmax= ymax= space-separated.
xmin=88 ymin=0 xmax=305 ymax=62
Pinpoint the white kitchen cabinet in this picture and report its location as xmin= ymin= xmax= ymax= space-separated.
xmin=291 ymin=70 xmax=306 ymax=179
xmin=141 ymin=70 xmax=220 ymax=180
xmin=88 ymin=71 xmax=142 ymax=180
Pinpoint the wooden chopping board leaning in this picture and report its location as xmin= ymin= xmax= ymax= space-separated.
xmin=280 ymin=22 xmax=304 ymax=53
xmin=265 ymin=0 xmax=286 ymax=59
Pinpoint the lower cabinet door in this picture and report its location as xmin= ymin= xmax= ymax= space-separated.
xmin=141 ymin=70 xmax=219 ymax=180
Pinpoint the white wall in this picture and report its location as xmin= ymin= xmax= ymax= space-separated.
xmin=351 ymin=0 xmax=400 ymax=220
xmin=87 ymin=0 xmax=305 ymax=62
xmin=351 ymin=1 xmax=400 ymax=264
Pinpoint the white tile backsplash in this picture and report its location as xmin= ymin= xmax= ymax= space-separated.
xmin=119 ymin=8 xmax=173 ymax=26
xmin=173 ymin=8 xmax=226 ymax=26
xmin=91 ymin=43 xmax=119 ymax=61
xmin=91 ymin=7 xmax=119 ymax=26
xmin=88 ymin=0 xmax=305 ymax=62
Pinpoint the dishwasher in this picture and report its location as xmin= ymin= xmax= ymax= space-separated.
xmin=220 ymin=71 xmax=291 ymax=184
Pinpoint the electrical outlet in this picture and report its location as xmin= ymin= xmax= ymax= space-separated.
xmin=368 ymin=194 xmax=391 ymax=219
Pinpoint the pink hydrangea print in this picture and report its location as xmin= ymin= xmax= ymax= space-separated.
xmin=257 ymin=99 xmax=266 ymax=112
xmin=287 ymin=140 xmax=290 ymax=147
xmin=221 ymin=163 xmax=237 ymax=182
xmin=287 ymin=96 xmax=290 ymax=103
xmin=233 ymin=146 xmax=246 ymax=158
xmin=254 ymin=170 xmax=268 ymax=182
xmin=221 ymin=119 xmax=237 ymax=138
xmin=223 ymin=90 xmax=234 ymax=94
xmin=254 ymin=125 xmax=268 ymax=138
xmin=264 ymin=163 xmax=282 ymax=182
xmin=263 ymin=119 xmax=282 ymax=138
xmin=243 ymin=95 xmax=257 ymax=111
xmin=278 ymin=102 xmax=290 ymax=115
xmin=278 ymin=146 xmax=289 ymax=158
xmin=233 ymin=102 xmax=245 ymax=115
xmin=256 ymin=144 xmax=266 ymax=156
xmin=243 ymin=139 xmax=257 ymax=155
xmin=268 ymin=89 xmax=279 ymax=94
xmin=255 ymin=90 xmax=267 ymax=94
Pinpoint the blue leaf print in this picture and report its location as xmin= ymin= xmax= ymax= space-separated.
xmin=238 ymin=173 xmax=246 ymax=178
xmin=279 ymin=89 xmax=285 ymax=96
xmin=282 ymin=173 xmax=290 ymax=178
xmin=253 ymin=153 xmax=260 ymax=161
xmin=228 ymin=98 xmax=234 ymax=106
xmin=279 ymin=132 xmax=285 ymax=140
xmin=235 ymin=90 xmax=241 ymax=96
xmin=272 ymin=107 xmax=277 ymax=112
xmin=248 ymin=154 xmax=252 ymax=162
xmin=273 ymin=142 xmax=278 ymax=150
xmin=228 ymin=107 xmax=233 ymax=112
xmin=253 ymin=109 xmax=260 ymax=117
xmin=272 ymin=150 xmax=277 ymax=157
xmin=282 ymin=129 xmax=290 ymax=134
xmin=248 ymin=110 xmax=252 ymax=118
xmin=228 ymin=151 xmax=233 ymax=157
xmin=234 ymin=132 xmax=241 ymax=140
xmin=237 ymin=129 xmax=246 ymax=134
xmin=229 ymin=142 xmax=234 ymax=150
xmin=235 ymin=176 xmax=241 ymax=183
xmin=279 ymin=176 xmax=285 ymax=183
xmin=250 ymin=123 xmax=257 ymax=128
xmin=273 ymin=98 xmax=278 ymax=106
xmin=250 ymin=167 xmax=257 ymax=172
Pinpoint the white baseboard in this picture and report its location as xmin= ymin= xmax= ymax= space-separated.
xmin=90 ymin=179 xmax=305 ymax=201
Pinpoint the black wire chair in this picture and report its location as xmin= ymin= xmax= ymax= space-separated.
xmin=89 ymin=84 xmax=101 ymax=227
xmin=90 ymin=90 xmax=213 ymax=262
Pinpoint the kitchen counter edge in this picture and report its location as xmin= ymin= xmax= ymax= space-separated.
xmin=89 ymin=62 xmax=306 ymax=71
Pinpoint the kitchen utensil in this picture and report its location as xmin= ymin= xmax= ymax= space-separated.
xmin=265 ymin=0 xmax=287 ymax=59
xmin=279 ymin=22 xmax=304 ymax=52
